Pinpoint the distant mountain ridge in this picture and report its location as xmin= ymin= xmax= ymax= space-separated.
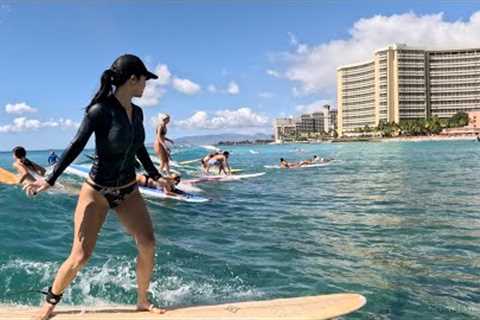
xmin=167 ymin=133 xmax=273 ymax=146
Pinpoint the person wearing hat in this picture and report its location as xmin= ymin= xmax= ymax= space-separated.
xmin=24 ymin=54 xmax=167 ymax=319
xmin=154 ymin=113 xmax=173 ymax=175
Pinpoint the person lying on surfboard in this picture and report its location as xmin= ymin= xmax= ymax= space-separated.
xmin=298 ymin=155 xmax=331 ymax=165
xmin=136 ymin=172 xmax=182 ymax=196
xmin=280 ymin=158 xmax=308 ymax=168
xmin=12 ymin=146 xmax=46 ymax=184
xmin=306 ymin=155 xmax=334 ymax=164
xmin=203 ymin=151 xmax=231 ymax=175
xmin=281 ymin=156 xmax=334 ymax=168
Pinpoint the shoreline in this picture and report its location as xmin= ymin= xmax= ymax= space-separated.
xmin=274 ymin=134 xmax=478 ymax=144
xmin=381 ymin=135 xmax=477 ymax=143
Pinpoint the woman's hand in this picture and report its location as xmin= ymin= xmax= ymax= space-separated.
xmin=23 ymin=178 xmax=51 ymax=197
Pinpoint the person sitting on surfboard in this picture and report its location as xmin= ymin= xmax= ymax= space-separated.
xmin=136 ymin=172 xmax=182 ymax=197
xmin=23 ymin=54 xmax=166 ymax=319
xmin=12 ymin=146 xmax=46 ymax=184
xmin=204 ymin=151 xmax=231 ymax=175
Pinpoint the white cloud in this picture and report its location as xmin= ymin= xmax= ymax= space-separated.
xmin=5 ymin=102 xmax=37 ymax=114
xmin=135 ymin=83 xmax=166 ymax=107
xmin=259 ymin=92 xmax=275 ymax=98
xmin=208 ymin=84 xmax=217 ymax=93
xmin=154 ymin=64 xmax=172 ymax=85
xmin=175 ymin=107 xmax=269 ymax=130
xmin=288 ymin=32 xmax=298 ymax=46
xmin=266 ymin=69 xmax=281 ymax=78
xmin=134 ymin=64 xmax=171 ymax=107
xmin=172 ymin=77 xmax=201 ymax=95
xmin=295 ymin=99 xmax=333 ymax=114
xmin=281 ymin=11 xmax=480 ymax=95
xmin=208 ymin=82 xmax=240 ymax=95
xmin=227 ymin=81 xmax=240 ymax=95
xmin=0 ymin=117 xmax=80 ymax=133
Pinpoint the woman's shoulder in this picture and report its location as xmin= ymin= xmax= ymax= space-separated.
xmin=132 ymin=103 xmax=144 ymax=119
xmin=86 ymin=100 xmax=114 ymax=120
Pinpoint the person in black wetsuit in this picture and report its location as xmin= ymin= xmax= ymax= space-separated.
xmin=24 ymin=54 xmax=167 ymax=319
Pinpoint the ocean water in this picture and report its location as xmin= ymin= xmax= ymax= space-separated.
xmin=0 ymin=141 xmax=479 ymax=319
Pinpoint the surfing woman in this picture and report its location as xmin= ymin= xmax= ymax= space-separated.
xmin=12 ymin=146 xmax=46 ymax=184
xmin=153 ymin=113 xmax=173 ymax=175
xmin=24 ymin=54 xmax=166 ymax=320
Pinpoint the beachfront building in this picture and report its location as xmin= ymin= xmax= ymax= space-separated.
xmin=274 ymin=105 xmax=336 ymax=142
xmin=274 ymin=118 xmax=297 ymax=142
xmin=337 ymin=44 xmax=480 ymax=136
xmin=328 ymin=109 xmax=337 ymax=132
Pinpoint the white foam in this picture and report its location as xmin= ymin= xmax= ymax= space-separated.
xmin=0 ymin=257 xmax=264 ymax=307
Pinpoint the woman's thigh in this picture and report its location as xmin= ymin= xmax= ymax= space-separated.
xmin=114 ymin=189 xmax=155 ymax=244
xmin=71 ymin=183 xmax=110 ymax=256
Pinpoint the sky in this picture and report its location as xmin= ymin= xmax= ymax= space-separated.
xmin=1 ymin=1 xmax=480 ymax=150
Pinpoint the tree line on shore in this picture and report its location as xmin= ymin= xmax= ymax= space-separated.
xmin=356 ymin=112 xmax=469 ymax=137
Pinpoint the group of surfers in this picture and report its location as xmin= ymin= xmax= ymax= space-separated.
xmin=11 ymin=124 xmax=232 ymax=199
xmin=12 ymin=148 xmax=183 ymax=198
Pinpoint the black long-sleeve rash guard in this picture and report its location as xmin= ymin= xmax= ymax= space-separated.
xmin=46 ymin=95 xmax=161 ymax=187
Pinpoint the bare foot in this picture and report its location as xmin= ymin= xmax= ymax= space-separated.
xmin=31 ymin=303 xmax=55 ymax=320
xmin=136 ymin=302 xmax=167 ymax=314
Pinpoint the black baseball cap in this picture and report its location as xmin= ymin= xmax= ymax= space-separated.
xmin=110 ymin=54 xmax=158 ymax=80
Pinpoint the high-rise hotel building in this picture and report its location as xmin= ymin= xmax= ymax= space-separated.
xmin=337 ymin=44 xmax=480 ymax=136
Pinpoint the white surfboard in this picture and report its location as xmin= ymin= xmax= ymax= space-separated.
xmin=264 ymin=162 xmax=331 ymax=169
xmin=65 ymin=164 xmax=208 ymax=203
xmin=185 ymin=172 xmax=265 ymax=184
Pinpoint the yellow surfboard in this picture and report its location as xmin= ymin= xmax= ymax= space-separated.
xmin=0 ymin=293 xmax=366 ymax=319
xmin=0 ymin=166 xmax=17 ymax=185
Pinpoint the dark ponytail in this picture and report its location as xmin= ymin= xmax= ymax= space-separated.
xmin=86 ymin=69 xmax=115 ymax=111
xmin=86 ymin=68 xmax=135 ymax=111
xmin=21 ymin=158 xmax=34 ymax=169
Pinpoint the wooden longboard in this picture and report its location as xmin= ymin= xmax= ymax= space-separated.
xmin=0 ymin=167 xmax=17 ymax=185
xmin=0 ymin=293 xmax=366 ymax=319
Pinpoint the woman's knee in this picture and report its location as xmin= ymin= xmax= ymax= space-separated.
xmin=69 ymin=248 xmax=93 ymax=269
xmin=136 ymin=232 xmax=156 ymax=251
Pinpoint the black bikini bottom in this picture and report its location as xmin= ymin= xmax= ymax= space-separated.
xmin=86 ymin=180 xmax=137 ymax=208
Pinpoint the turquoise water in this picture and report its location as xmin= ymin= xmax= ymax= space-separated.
xmin=1 ymin=141 xmax=479 ymax=319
